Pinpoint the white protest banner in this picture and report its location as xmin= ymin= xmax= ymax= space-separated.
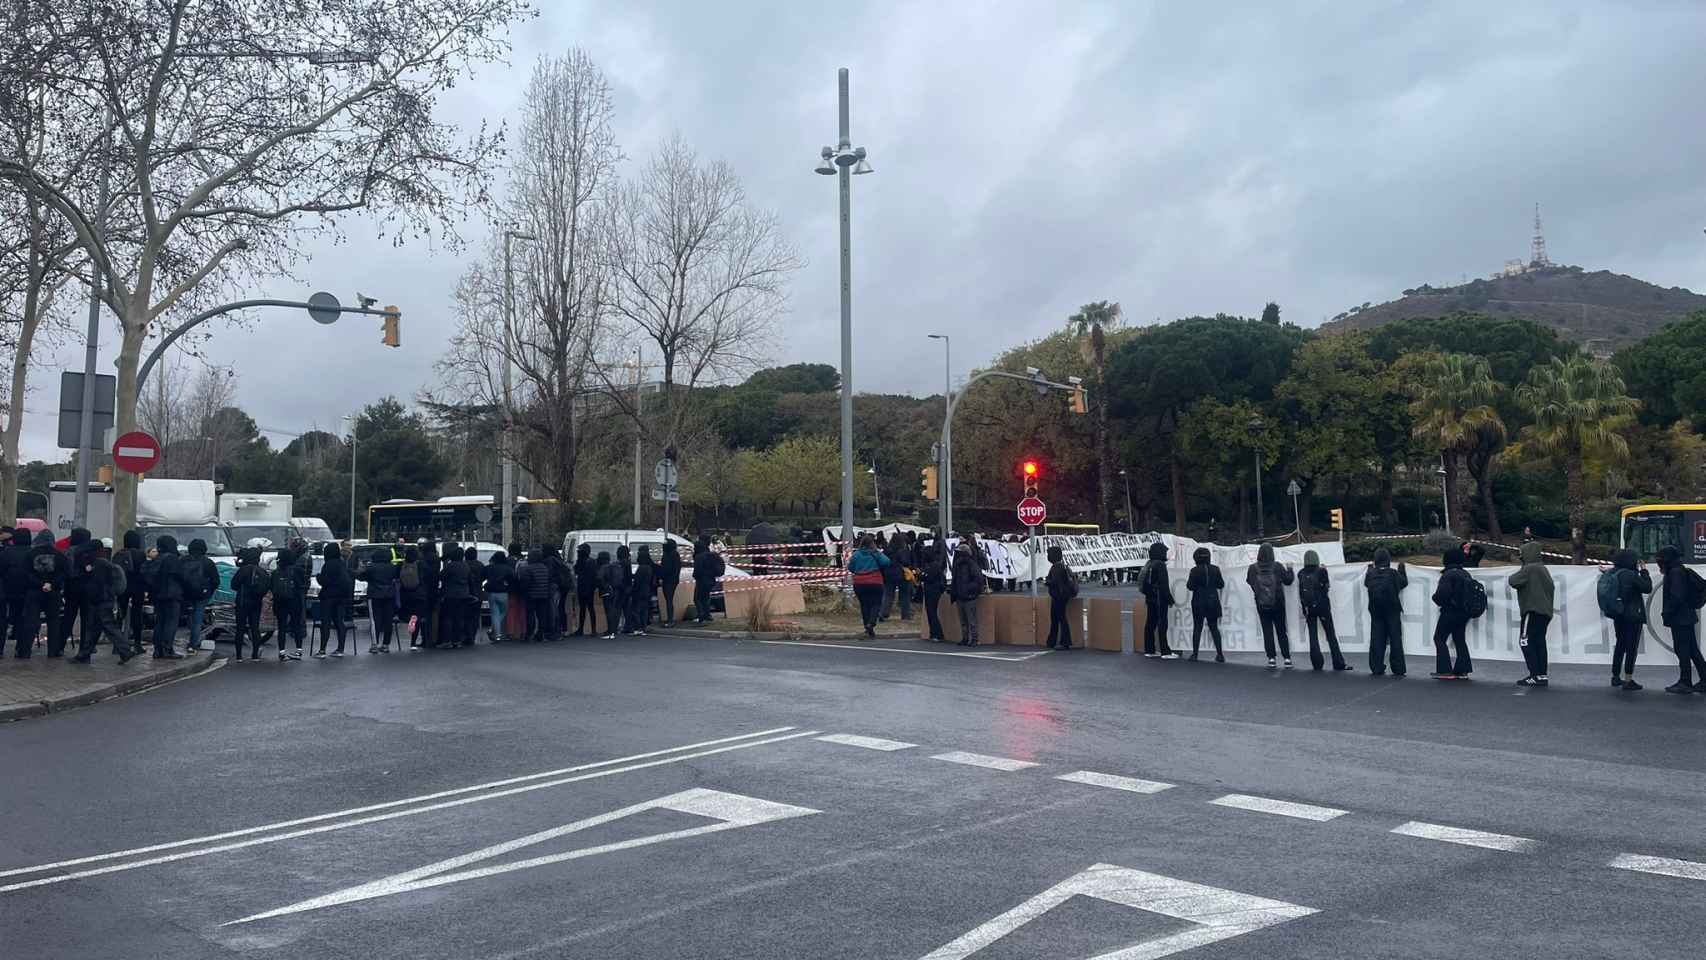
xmin=957 ymin=532 xmax=1344 ymax=583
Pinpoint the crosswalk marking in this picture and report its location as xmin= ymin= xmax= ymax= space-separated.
xmin=816 ymin=734 xmax=917 ymax=752
xmin=929 ymin=751 xmax=1038 ymax=772
xmin=1055 ymin=770 xmax=1175 ymax=794
xmin=1391 ymin=821 xmax=1537 ymax=853
xmin=1209 ymin=793 xmax=1348 ymax=822
xmin=1609 ymin=854 xmax=1706 ymax=881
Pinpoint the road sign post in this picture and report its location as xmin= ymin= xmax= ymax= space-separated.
xmin=111 ymin=431 xmax=161 ymax=475
xmin=1017 ymin=496 xmax=1047 ymax=599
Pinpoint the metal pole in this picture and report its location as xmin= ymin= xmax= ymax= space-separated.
xmin=941 ymin=337 xmax=950 ymax=535
xmin=1439 ymin=453 xmax=1451 ymax=532
xmin=73 ymin=106 xmax=112 ymax=528
xmin=633 ymin=346 xmax=643 ymax=526
xmin=348 ymin=429 xmax=357 ymax=539
xmin=1028 ymin=525 xmax=1037 ymax=599
xmin=1254 ymin=447 xmax=1265 ymax=539
xmin=837 ymin=67 xmax=856 ymax=553
xmin=1122 ymin=471 xmax=1134 ymax=534
xmin=870 ymin=464 xmax=880 ymax=519
xmin=501 ymin=232 xmax=516 ymax=548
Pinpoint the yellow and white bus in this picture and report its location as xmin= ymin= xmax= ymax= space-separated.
xmin=1620 ymin=504 xmax=1706 ymax=563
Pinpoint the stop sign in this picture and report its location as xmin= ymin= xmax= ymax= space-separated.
xmin=111 ymin=430 xmax=161 ymax=474
xmin=1016 ymin=496 xmax=1047 ymax=527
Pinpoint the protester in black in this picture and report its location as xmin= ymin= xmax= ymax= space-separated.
xmin=114 ymin=530 xmax=148 ymax=655
xmin=613 ymin=545 xmax=635 ymax=635
xmin=597 ymin=551 xmax=622 ymax=638
xmin=359 ymin=548 xmax=400 ymax=652
xmin=631 ymin=546 xmax=656 ymax=637
xmin=229 ymin=546 xmax=269 ymax=660
xmin=1044 ymin=545 xmax=1077 ymax=650
xmin=482 ymin=550 xmax=513 ymax=643
xmin=921 ymin=534 xmax=948 ymax=642
xmin=1656 ymin=545 xmax=1706 ymax=694
xmin=691 ymin=538 xmax=724 ymax=624
xmin=520 ymin=547 xmax=555 ymax=642
xmin=181 ymin=538 xmax=219 ymax=653
xmin=1364 ymin=549 xmax=1408 ymax=676
xmin=573 ymin=543 xmax=597 ymax=635
xmin=1608 ymin=548 xmax=1652 ymax=690
xmin=61 ymin=527 xmax=97 ymax=659
xmin=1246 ymin=543 xmax=1294 ymax=668
xmin=1430 ymin=548 xmax=1476 ymax=679
xmin=11 ymin=531 xmax=62 ymax=658
xmin=1185 ymin=546 xmax=1225 ymax=662
xmin=144 ymin=535 xmax=185 ymax=659
xmin=0 ymin=527 xmax=20 ymax=656
xmin=1139 ymin=542 xmax=1177 ymax=658
xmin=72 ymin=544 xmax=133 ymax=663
xmin=658 ymin=542 xmax=682 ymax=626
xmin=1298 ymin=550 xmax=1349 ymax=671
xmin=438 ymin=545 xmax=472 ymax=649
xmin=949 ymin=539 xmax=986 ymax=646
xmin=465 ymin=547 xmax=486 ymax=646
xmin=314 ymin=542 xmax=353 ymax=657
xmin=270 ymin=543 xmax=309 ymax=660
xmin=881 ymin=534 xmax=911 ymax=621
xmin=545 ymin=545 xmax=571 ymax=640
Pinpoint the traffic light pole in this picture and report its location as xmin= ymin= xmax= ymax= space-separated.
xmin=939 ymin=369 xmax=1080 ymax=542
xmin=136 ymin=297 xmax=397 ymax=397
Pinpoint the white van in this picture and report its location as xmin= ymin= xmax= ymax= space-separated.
xmin=561 ymin=530 xmax=746 ymax=613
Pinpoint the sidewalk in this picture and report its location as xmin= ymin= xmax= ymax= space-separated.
xmin=0 ymin=646 xmax=224 ymax=722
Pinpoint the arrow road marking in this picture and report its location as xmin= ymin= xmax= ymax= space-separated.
xmin=226 ymin=788 xmax=819 ymax=925
xmin=916 ymin=862 xmax=1316 ymax=960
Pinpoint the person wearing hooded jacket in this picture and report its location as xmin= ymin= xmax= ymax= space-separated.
xmin=13 ymin=531 xmax=66 ymax=657
xmin=880 ymin=535 xmax=911 ymax=622
xmin=1298 ymin=550 xmax=1349 ymax=672
xmin=543 ymin=545 xmax=570 ymax=639
xmin=949 ymin=538 xmax=985 ymax=646
xmin=573 ymin=543 xmax=598 ymax=635
xmin=438 ymin=545 xmax=472 ymax=649
xmin=691 ymin=538 xmax=724 ymax=624
xmin=114 ymin=530 xmax=149 ymax=655
xmin=1044 ymin=545 xmax=1077 ymax=650
xmin=482 ymin=550 xmax=513 ymax=643
xmin=270 ymin=542 xmax=310 ymax=660
xmin=518 ymin=546 xmax=555 ymax=642
xmin=1246 ymin=543 xmax=1294 ymax=668
xmin=630 ymin=545 xmax=657 ymax=637
xmin=1364 ymin=548 xmax=1408 ymax=676
xmin=847 ymin=534 xmax=890 ymax=638
xmin=314 ymin=542 xmax=354 ymax=657
xmin=1429 ymin=548 xmax=1476 ymax=679
xmin=0 ymin=527 xmax=26 ymax=656
xmin=920 ymin=533 xmax=949 ymax=642
xmin=1139 ymin=542 xmax=1177 ymax=658
xmin=182 ymin=538 xmax=220 ymax=653
xmin=1506 ymin=541 xmax=1554 ymax=687
xmin=228 ymin=546 xmax=269 ymax=660
xmin=72 ymin=544 xmax=134 ymax=663
xmin=359 ymin=547 xmax=401 ymax=653
xmin=658 ymin=541 xmax=683 ymax=626
xmin=1185 ymin=546 xmax=1225 ymax=662
xmin=1607 ymin=548 xmax=1652 ymax=691
xmin=597 ymin=550 xmax=623 ymax=639
xmin=1656 ymin=545 xmax=1706 ymax=694
xmin=61 ymin=527 xmax=97 ymax=658
xmin=613 ymin=545 xmax=635 ymax=635
xmin=144 ymin=534 xmax=186 ymax=659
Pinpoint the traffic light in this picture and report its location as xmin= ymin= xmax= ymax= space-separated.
xmin=1329 ymin=507 xmax=1344 ymax=531
xmin=921 ymin=465 xmax=938 ymax=501
xmin=1022 ymin=459 xmax=1040 ymax=499
xmin=381 ymin=306 xmax=401 ymax=347
xmin=1070 ymin=386 xmax=1087 ymax=415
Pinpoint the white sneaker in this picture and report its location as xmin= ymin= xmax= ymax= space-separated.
xmin=1283 ymin=658 xmax=1294 ymax=668
xmin=1267 ymin=657 xmax=1277 ymax=667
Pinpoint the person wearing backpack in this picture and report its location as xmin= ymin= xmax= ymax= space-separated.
xmin=595 ymin=550 xmax=624 ymax=639
xmin=1506 ymin=541 xmax=1554 ymax=687
xmin=314 ymin=542 xmax=354 ymax=658
xmin=481 ymin=550 xmax=513 ymax=643
xmin=270 ymin=543 xmax=308 ymax=661
xmin=572 ymin=543 xmax=598 ymax=635
xmin=612 ymin=544 xmax=635 ymax=635
xmin=1246 ymin=543 xmax=1295 ymax=668
xmin=145 ymin=535 xmax=186 ymax=659
xmin=13 ymin=531 xmax=65 ymax=657
xmin=438 ymin=545 xmax=472 ymax=649
xmin=61 ymin=527 xmax=98 ymax=659
xmin=1044 ymin=545 xmax=1078 ymax=650
xmin=0 ymin=527 xmax=22 ymax=656
xmin=516 ymin=546 xmax=555 ymax=642
xmin=1655 ymin=545 xmax=1706 ymax=694
xmin=410 ymin=542 xmax=441 ymax=648
xmin=691 ymin=537 xmax=724 ymax=624
xmin=1363 ymin=549 xmax=1409 ymax=677
xmin=182 ymin=538 xmax=220 ymax=653
xmin=358 ymin=547 xmax=401 ymax=653
xmin=630 ymin=545 xmax=657 ymax=638
xmin=229 ymin=547 xmax=269 ymax=661
xmin=1185 ymin=546 xmax=1225 ymax=661
xmin=1430 ymin=548 xmax=1478 ymax=679
xmin=920 ymin=533 xmax=949 ymax=642
xmin=113 ymin=530 xmax=149 ymax=656
xmin=1605 ymin=548 xmax=1653 ymax=691
xmin=1138 ymin=542 xmax=1177 ymax=658
xmin=71 ymin=544 xmax=135 ymax=663
xmin=1298 ymin=550 xmax=1349 ymax=672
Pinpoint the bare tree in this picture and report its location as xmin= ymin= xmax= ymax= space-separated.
xmin=600 ymin=135 xmax=800 ymax=456
xmin=0 ymin=0 xmax=528 ymax=532
xmin=136 ymin=355 xmax=236 ymax=480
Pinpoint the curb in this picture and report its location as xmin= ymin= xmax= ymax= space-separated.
xmin=651 ymin=627 xmax=925 ymax=644
xmin=0 ymin=655 xmax=226 ymax=722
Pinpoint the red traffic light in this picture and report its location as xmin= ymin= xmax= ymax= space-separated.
xmin=1022 ymin=460 xmax=1039 ymax=477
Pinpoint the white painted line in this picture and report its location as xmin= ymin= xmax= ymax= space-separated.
xmin=228 ymin=789 xmax=818 ymax=925
xmin=758 ymin=639 xmax=1048 ymax=662
xmin=1209 ymin=793 xmax=1348 ymax=822
xmin=1609 ymin=854 xmax=1706 ymax=881
xmin=1055 ymin=770 xmax=1175 ymax=795
xmin=815 ymin=733 xmax=917 ymax=752
xmin=0 ymin=725 xmax=797 ymax=881
xmin=930 ymin=751 xmax=1038 ymax=772
xmin=916 ymin=862 xmax=1316 ymax=959
xmin=0 ymin=729 xmax=820 ymax=894
xmin=1390 ymin=821 xmax=1537 ymax=853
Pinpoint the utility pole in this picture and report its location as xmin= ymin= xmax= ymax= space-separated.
xmin=73 ymin=107 xmax=112 ymax=528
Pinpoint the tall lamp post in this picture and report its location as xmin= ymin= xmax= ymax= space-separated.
xmin=343 ymin=414 xmax=357 ymax=540
xmin=1250 ymin=417 xmax=1266 ymax=539
xmin=1119 ymin=468 xmax=1135 ymax=533
xmin=501 ymin=227 xmax=536 ymax=548
xmin=815 ymin=67 xmax=873 ymax=549
xmin=926 ymin=334 xmax=949 ymax=533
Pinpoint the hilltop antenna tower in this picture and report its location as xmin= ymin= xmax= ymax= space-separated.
xmin=1530 ymin=202 xmax=1553 ymax=268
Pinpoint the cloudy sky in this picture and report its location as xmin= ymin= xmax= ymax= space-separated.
xmin=24 ymin=0 xmax=1706 ymax=461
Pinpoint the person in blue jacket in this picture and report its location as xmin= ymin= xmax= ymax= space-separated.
xmin=846 ymin=533 xmax=890 ymax=639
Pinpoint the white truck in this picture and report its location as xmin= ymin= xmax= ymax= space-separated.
xmin=47 ymin=478 xmax=237 ymax=599
xmin=219 ymin=492 xmax=295 ymax=551
xmin=290 ymin=517 xmax=336 ymax=544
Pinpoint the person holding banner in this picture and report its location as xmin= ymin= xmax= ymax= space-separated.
xmin=1139 ymin=542 xmax=1177 ymax=658
xmin=1363 ymin=549 xmax=1408 ymax=676
xmin=920 ymin=534 xmax=949 ymax=642
xmin=1656 ymin=545 xmax=1706 ymax=694
xmin=1298 ymin=550 xmax=1350 ymax=672
xmin=1607 ymin=549 xmax=1652 ymax=691
xmin=1185 ymin=547 xmax=1224 ymax=662
xmin=1430 ymin=549 xmax=1476 ymax=679
xmin=1246 ymin=543 xmax=1294 ymax=668
xmin=1044 ymin=546 xmax=1077 ymax=650
xmin=1507 ymin=541 xmax=1554 ymax=687
xmin=950 ymin=539 xmax=986 ymax=646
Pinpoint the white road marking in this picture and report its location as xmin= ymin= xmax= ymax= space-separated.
xmin=1390 ymin=821 xmax=1537 ymax=853
xmin=1609 ymin=854 xmax=1706 ymax=881
xmin=815 ymin=733 xmax=917 ymax=751
xmin=0 ymin=725 xmax=797 ymax=881
xmin=1055 ymin=771 xmax=1175 ymax=795
xmin=1209 ymin=793 xmax=1348 ymax=822
xmin=226 ymin=789 xmax=818 ymax=925
xmin=930 ymin=751 xmax=1039 ymax=772
xmin=0 ymin=729 xmax=819 ymax=894
xmin=916 ymin=862 xmax=1317 ymax=960
xmin=758 ymin=639 xmax=1048 ymax=661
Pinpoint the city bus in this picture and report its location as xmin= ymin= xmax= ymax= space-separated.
xmin=366 ymin=495 xmax=557 ymax=544
xmin=1620 ymin=504 xmax=1706 ymax=563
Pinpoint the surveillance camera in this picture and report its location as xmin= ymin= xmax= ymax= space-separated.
xmin=355 ymin=292 xmax=378 ymax=309
xmin=1025 ymin=366 xmax=1041 ymax=377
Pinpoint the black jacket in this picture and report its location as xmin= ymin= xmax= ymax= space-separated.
xmin=183 ymin=539 xmax=220 ymax=602
xmin=1298 ymin=565 xmax=1331 ymax=614
xmin=358 ymin=557 xmax=399 ymax=602
xmin=1186 ymin=563 xmax=1225 ymax=617
xmin=633 ymin=558 xmax=657 ymax=601
xmin=271 ymin=548 xmax=308 ymax=604
xmin=659 ymin=547 xmax=682 ymax=586
xmin=1657 ymin=546 xmax=1698 ymax=627
xmin=85 ymin=556 xmax=123 ymax=607
xmin=64 ymin=528 xmax=96 ymax=596
xmin=116 ymin=530 xmax=148 ymax=599
xmin=950 ymin=548 xmax=985 ymax=602
xmin=317 ymin=548 xmax=353 ymax=601
xmin=3 ymin=538 xmax=34 ymax=592
xmin=26 ymin=531 xmax=69 ymax=594
xmin=145 ymin=535 xmax=185 ymax=602
xmin=616 ymin=551 xmax=634 ymax=596
xmin=547 ymin=553 xmax=571 ymax=594
xmin=920 ymin=543 xmax=948 ymax=589
xmin=574 ymin=551 xmax=598 ymax=596
xmin=1432 ymin=565 xmax=1474 ymax=616
xmin=483 ymin=556 xmax=514 ymax=595
xmin=517 ymin=550 xmax=554 ymax=600
xmin=692 ymin=549 xmax=724 ymax=583
xmin=1045 ymin=561 xmax=1077 ymax=601
xmin=466 ymin=556 xmax=486 ymax=597
xmin=440 ymin=558 xmax=472 ymax=601
xmin=1611 ymin=550 xmax=1652 ymax=625
xmin=1364 ymin=553 xmax=1407 ymax=614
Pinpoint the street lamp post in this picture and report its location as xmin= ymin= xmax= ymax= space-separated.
xmin=343 ymin=415 xmax=357 ymax=540
xmin=202 ymin=436 xmax=216 ymax=483
xmin=927 ymin=334 xmax=949 ymax=533
xmin=501 ymin=228 xmax=536 ymax=549
xmin=938 ymin=367 xmax=1081 ymax=543
xmin=867 ymin=464 xmax=880 ymax=519
xmin=815 ymin=67 xmax=873 ymax=550
xmin=1286 ymin=478 xmax=1303 ymax=537
xmin=1120 ymin=468 xmax=1135 ymax=534
xmin=1250 ymin=417 xmax=1266 ymax=540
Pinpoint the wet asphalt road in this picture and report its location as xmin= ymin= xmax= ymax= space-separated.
xmin=2 ymin=631 xmax=1703 ymax=959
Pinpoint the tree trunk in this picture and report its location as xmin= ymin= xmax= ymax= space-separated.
xmin=1378 ymin=462 xmax=1396 ymax=529
xmin=112 ymin=317 xmax=149 ymax=536
xmin=1566 ymin=451 xmax=1587 ymax=563
xmin=1476 ymin=467 xmax=1503 ymax=541
xmin=1169 ymin=452 xmax=1185 ymax=535
xmin=1298 ymin=483 xmax=1313 ymax=539
xmin=1237 ymin=484 xmax=1248 ymax=541
xmin=1 ymin=246 xmax=46 ymax=523
xmin=1444 ymin=454 xmax=1471 ymax=540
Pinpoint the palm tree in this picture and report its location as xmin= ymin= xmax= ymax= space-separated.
xmin=1068 ymin=301 xmax=1121 ymax=531
xmin=1517 ymin=354 xmax=1638 ymax=562
xmin=1409 ymin=353 xmax=1502 ymax=539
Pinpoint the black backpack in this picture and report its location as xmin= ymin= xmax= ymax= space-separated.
xmin=184 ymin=559 xmax=212 ymax=601
xmin=1461 ymin=576 xmax=1488 ymax=619
xmin=1252 ymin=567 xmax=1280 ymax=611
xmin=1366 ymin=567 xmax=1399 ymax=614
xmin=105 ymin=561 xmax=127 ymax=599
xmin=113 ymin=548 xmax=138 ymax=586
xmin=240 ymin=567 xmax=270 ymax=605
xmin=270 ymin=564 xmax=299 ymax=602
xmin=1687 ymin=568 xmax=1706 ymax=610
xmin=1298 ymin=569 xmax=1325 ymax=611
xmin=400 ymin=562 xmax=421 ymax=591
xmin=31 ymin=551 xmax=57 ymax=579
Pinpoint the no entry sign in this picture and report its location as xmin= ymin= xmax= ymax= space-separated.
xmin=1017 ymin=496 xmax=1047 ymax=527
xmin=112 ymin=430 xmax=161 ymax=474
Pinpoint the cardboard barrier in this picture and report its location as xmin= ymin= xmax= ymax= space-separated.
xmin=930 ymin=593 xmax=997 ymax=644
xmin=1028 ymin=597 xmax=1086 ymax=647
xmin=1086 ymin=597 xmax=1124 ymax=652
xmin=985 ymin=594 xmax=1032 ymax=646
xmin=721 ymin=581 xmax=805 ymax=622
